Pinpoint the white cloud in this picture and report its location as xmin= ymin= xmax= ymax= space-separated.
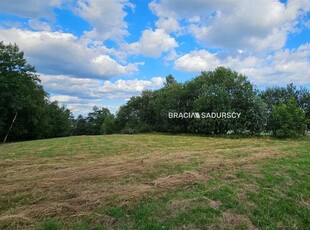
xmin=174 ymin=44 xmax=310 ymax=86
xmin=99 ymin=77 xmax=165 ymax=99
xmin=188 ymin=16 xmax=200 ymax=23
xmin=0 ymin=0 xmax=64 ymax=19
xmin=40 ymin=74 xmax=164 ymax=100
xmin=150 ymin=0 xmax=310 ymax=53
xmin=0 ymin=0 xmax=132 ymax=43
xmin=149 ymin=0 xmax=233 ymax=19
xmin=247 ymin=43 xmax=310 ymax=85
xmin=174 ymin=50 xmax=221 ymax=72
xmin=40 ymin=74 xmax=165 ymax=115
xmin=40 ymin=74 xmax=101 ymax=99
xmin=155 ymin=17 xmax=180 ymax=33
xmin=0 ymin=28 xmax=140 ymax=79
xmin=28 ymin=19 xmax=52 ymax=31
xmin=50 ymin=95 xmax=118 ymax=115
xmin=75 ymin=0 xmax=133 ymax=41
xmin=127 ymin=29 xmax=178 ymax=57
xmin=50 ymin=95 xmax=84 ymax=104
xmin=49 ymin=95 xmax=112 ymax=115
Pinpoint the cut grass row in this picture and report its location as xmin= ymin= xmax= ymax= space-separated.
xmin=0 ymin=134 xmax=309 ymax=229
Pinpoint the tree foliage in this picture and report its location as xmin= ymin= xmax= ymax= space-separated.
xmin=260 ymin=84 xmax=310 ymax=131
xmin=1 ymin=42 xmax=308 ymax=140
xmin=117 ymin=67 xmax=268 ymax=135
xmin=0 ymin=42 xmax=72 ymax=141
xmin=270 ymin=97 xmax=307 ymax=138
xmin=72 ymin=107 xmax=112 ymax=135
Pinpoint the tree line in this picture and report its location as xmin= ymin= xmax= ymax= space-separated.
xmin=1 ymin=42 xmax=309 ymax=142
xmin=114 ymin=69 xmax=309 ymax=138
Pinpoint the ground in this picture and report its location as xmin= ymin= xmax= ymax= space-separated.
xmin=0 ymin=134 xmax=309 ymax=229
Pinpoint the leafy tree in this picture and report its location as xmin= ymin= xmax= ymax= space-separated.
xmin=246 ymin=96 xmax=268 ymax=134
xmin=297 ymin=87 xmax=310 ymax=130
xmin=0 ymin=42 xmax=47 ymax=141
xmin=72 ymin=115 xmax=88 ymax=136
xmin=261 ymin=84 xmax=310 ymax=131
xmin=0 ymin=42 xmax=73 ymax=141
xmin=270 ymin=97 xmax=307 ymax=138
xmin=85 ymin=106 xmax=111 ymax=135
xmin=189 ymin=67 xmax=266 ymax=134
xmin=116 ymin=91 xmax=155 ymax=133
xmin=71 ymin=107 xmax=113 ymax=135
xmin=164 ymin=74 xmax=177 ymax=87
xmin=101 ymin=114 xmax=116 ymax=134
xmin=151 ymin=83 xmax=189 ymax=133
xmin=43 ymin=101 xmax=72 ymax=138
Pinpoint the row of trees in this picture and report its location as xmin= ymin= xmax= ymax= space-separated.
xmin=114 ymin=68 xmax=309 ymax=138
xmin=1 ymin=42 xmax=309 ymax=141
xmin=72 ymin=106 xmax=115 ymax=136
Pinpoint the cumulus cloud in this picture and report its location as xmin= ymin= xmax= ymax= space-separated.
xmin=149 ymin=0 xmax=234 ymax=19
xmin=174 ymin=44 xmax=310 ymax=86
xmin=49 ymin=95 xmax=110 ymax=115
xmin=127 ymin=29 xmax=178 ymax=57
xmin=40 ymin=74 xmax=165 ymax=115
xmin=155 ymin=17 xmax=180 ymax=33
xmin=50 ymin=95 xmax=86 ymax=104
xmin=50 ymin=94 xmax=118 ymax=115
xmin=99 ymin=77 xmax=165 ymax=99
xmin=74 ymin=0 xmax=133 ymax=41
xmin=40 ymin=74 xmax=101 ymax=99
xmin=0 ymin=0 xmax=132 ymax=42
xmin=150 ymin=0 xmax=310 ymax=53
xmin=40 ymin=74 xmax=165 ymax=100
xmin=0 ymin=28 xmax=141 ymax=79
xmin=0 ymin=0 xmax=64 ymax=19
xmin=174 ymin=50 xmax=221 ymax=72
xmin=28 ymin=19 xmax=52 ymax=31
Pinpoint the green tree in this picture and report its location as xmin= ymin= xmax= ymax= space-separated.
xmin=72 ymin=115 xmax=88 ymax=135
xmin=0 ymin=42 xmax=47 ymax=141
xmin=261 ymin=84 xmax=310 ymax=131
xmin=101 ymin=114 xmax=116 ymax=134
xmin=115 ymin=67 xmax=268 ymax=135
xmin=151 ymin=83 xmax=189 ymax=133
xmin=164 ymin=74 xmax=177 ymax=87
xmin=43 ymin=101 xmax=72 ymax=138
xmin=270 ymin=97 xmax=307 ymax=138
xmin=189 ymin=67 xmax=266 ymax=134
xmin=86 ymin=106 xmax=111 ymax=135
xmin=116 ymin=91 xmax=155 ymax=133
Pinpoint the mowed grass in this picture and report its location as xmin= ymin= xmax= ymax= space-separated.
xmin=0 ymin=134 xmax=309 ymax=230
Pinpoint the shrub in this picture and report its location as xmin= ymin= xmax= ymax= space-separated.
xmin=270 ymin=97 xmax=307 ymax=138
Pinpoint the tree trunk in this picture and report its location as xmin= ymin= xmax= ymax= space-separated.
xmin=3 ymin=111 xmax=18 ymax=143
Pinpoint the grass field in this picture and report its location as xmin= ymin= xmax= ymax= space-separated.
xmin=0 ymin=134 xmax=309 ymax=230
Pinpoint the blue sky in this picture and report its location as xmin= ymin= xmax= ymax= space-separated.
xmin=0 ymin=0 xmax=310 ymax=115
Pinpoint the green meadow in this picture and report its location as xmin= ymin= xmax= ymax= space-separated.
xmin=1 ymin=134 xmax=309 ymax=229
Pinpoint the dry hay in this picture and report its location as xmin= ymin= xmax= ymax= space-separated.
xmin=221 ymin=211 xmax=257 ymax=230
xmin=0 ymin=140 xmax=290 ymax=228
xmin=153 ymin=171 xmax=206 ymax=188
xmin=208 ymin=199 xmax=222 ymax=209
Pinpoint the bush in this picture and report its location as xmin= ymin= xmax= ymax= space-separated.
xmin=270 ymin=97 xmax=307 ymax=138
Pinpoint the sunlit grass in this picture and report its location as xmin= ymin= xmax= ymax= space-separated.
xmin=0 ymin=134 xmax=309 ymax=229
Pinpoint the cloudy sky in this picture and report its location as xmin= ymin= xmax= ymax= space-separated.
xmin=1 ymin=0 xmax=310 ymax=115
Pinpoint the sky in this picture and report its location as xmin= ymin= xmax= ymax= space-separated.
xmin=0 ymin=0 xmax=310 ymax=116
